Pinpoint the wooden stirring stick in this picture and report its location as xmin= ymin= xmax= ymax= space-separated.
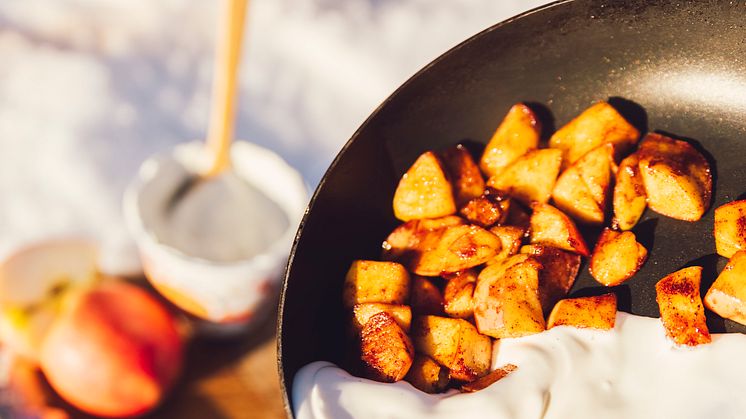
xmin=204 ymin=0 xmax=249 ymax=177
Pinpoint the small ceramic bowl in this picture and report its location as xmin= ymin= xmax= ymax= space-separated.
xmin=124 ymin=141 xmax=307 ymax=334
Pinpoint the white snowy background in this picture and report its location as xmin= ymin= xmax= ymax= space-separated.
xmin=0 ymin=0 xmax=549 ymax=275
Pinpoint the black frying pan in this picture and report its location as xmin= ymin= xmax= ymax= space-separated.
xmin=278 ymin=0 xmax=746 ymax=415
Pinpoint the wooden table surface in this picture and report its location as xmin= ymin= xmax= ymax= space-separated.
xmin=159 ymin=311 xmax=286 ymax=419
xmin=5 ymin=304 xmax=287 ymax=419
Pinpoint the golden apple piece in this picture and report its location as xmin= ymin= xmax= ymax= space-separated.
xmin=440 ymin=144 xmax=485 ymax=207
xmin=547 ymin=293 xmax=617 ymax=330
xmin=714 ymin=200 xmax=746 ymax=258
xmin=342 ymin=261 xmax=410 ymax=308
xmin=487 ymin=148 xmax=563 ymax=206
xmin=529 ymin=203 xmax=590 ymax=256
xmin=412 ymin=225 xmax=500 ymax=276
xmin=487 ymin=226 xmax=526 ymax=264
xmin=381 ymin=216 xmax=465 ymax=262
xmin=405 ymin=354 xmax=449 ymax=394
xmin=0 ymin=240 xmax=100 ymax=362
xmin=480 ymin=103 xmax=541 ymax=178
xmin=549 ymin=101 xmax=639 ymax=166
xmin=704 ymin=250 xmax=746 ymax=326
xmin=520 ymin=244 xmax=581 ymax=314
xmin=443 ymin=269 xmax=478 ymax=319
xmin=612 ymin=153 xmax=647 ymax=230
xmin=360 ymin=312 xmax=415 ymax=382
xmin=473 ymin=255 xmax=545 ymax=338
xmin=552 ymin=143 xmax=614 ymax=225
xmin=410 ymin=276 xmax=444 ymax=315
xmin=411 ymin=315 xmax=492 ymax=382
xmin=459 ymin=187 xmax=511 ymax=228
xmin=589 ymin=228 xmax=648 ymax=286
xmin=351 ymin=303 xmax=412 ymax=335
xmin=460 ymin=364 xmax=518 ymax=393
xmin=552 ymin=166 xmax=604 ymax=225
xmin=655 ymin=266 xmax=711 ymax=346
xmin=637 ymin=133 xmax=712 ymax=222
xmin=393 ymin=151 xmax=456 ymax=221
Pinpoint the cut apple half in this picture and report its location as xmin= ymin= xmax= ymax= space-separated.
xmin=0 ymin=240 xmax=100 ymax=362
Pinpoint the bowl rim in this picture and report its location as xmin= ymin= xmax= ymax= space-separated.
xmin=275 ymin=0 xmax=573 ymax=416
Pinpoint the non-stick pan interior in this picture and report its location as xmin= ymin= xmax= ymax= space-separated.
xmin=279 ymin=0 xmax=746 ymax=414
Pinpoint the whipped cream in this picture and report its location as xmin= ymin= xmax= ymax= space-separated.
xmin=293 ymin=312 xmax=746 ymax=419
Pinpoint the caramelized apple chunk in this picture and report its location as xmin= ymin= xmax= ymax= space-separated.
xmin=443 ymin=270 xmax=477 ymax=319
xmin=411 ymin=225 xmax=500 ymax=276
xmin=460 ymin=364 xmax=518 ymax=393
xmin=547 ymin=293 xmax=617 ymax=330
xmin=529 ymin=203 xmax=590 ymax=256
xmin=360 ymin=312 xmax=415 ymax=382
xmin=410 ymin=276 xmax=444 ymax=315
xmin=342 ymin=261 xmax=410 ymax=308
xmin=704 ymin=250 xmax=746 ymax=326
xmin=381 ymin=216 xmax=465 ymax=262
xmin=589 ymin=228 xmax=648 ymax=286
xmin=473 ymin=255 xmax=545 ymax=338
xmin=655 ymin=266 xmax=711 ymax=346
xmin=714 ymin=200 xmax=746 ymax=258
xmin=351 ymin=304 xmax=412 ymax=335
xmin=487 ymin=149 xmax=563 ymax=206
xmin=637 ymin=133 xmax=712 ymax=222
xmin=411 ymin=315 xmax=491 ymax=382
xmin=440 ymin=144 xmax=485 ymax=207
xmin=549 ymin=101 xmax=639 ymax=166
xmin=521 ymin=244 xmax=581 ymax=314
xmin=480 ymin=103 xmax=541 ymax=178
xmin=405 ymin=354 xmax=449 ymax=394
xmin=459 ymin=187 xmax=511 ymax=228
xmin=552 ymin=143 xmax=614 ymax=225
xmin=613 ymin=153 xmax=647 ymax=230
xmin=393 ymin=151 xmax=456 ymax=221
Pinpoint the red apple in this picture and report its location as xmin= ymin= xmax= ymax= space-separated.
xmin=40 ymin=282 xmax=184 ymax=418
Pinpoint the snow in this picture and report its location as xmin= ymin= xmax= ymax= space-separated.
xmin=0 ymin=0 xmax=549 ymax=274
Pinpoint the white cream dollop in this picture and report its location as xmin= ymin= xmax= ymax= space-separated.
xmin=293 ymin=312 xmax=746 ymax=419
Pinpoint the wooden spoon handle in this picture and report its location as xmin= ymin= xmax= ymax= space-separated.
xmin=205 ymin=0 xmax=249 ymax=176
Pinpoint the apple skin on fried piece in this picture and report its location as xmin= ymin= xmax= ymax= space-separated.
xmin=704 ymin=250 xmax=746 ymax=326
xmin=589 ymin=228 xmax=648 ymax=286
xmin=655 ymin=266 xmax=711 ymax=347
xmin=480 ymin=103 xmax=541 ymax=178
xmin=547 ymin=293 xmax=617 ymax=330
xmin=393 ymin=151 xmax=456 ymax=221
xmin=637 ymin=133 xmax=712 ymax=222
